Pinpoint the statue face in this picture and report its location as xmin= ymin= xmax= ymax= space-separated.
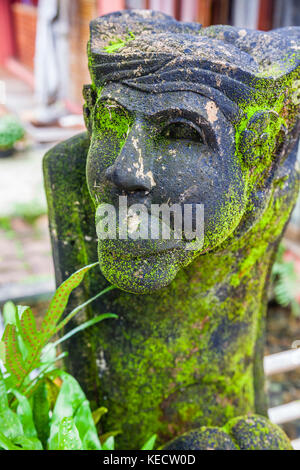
xmin=86 ymin=84 xmax=249 ymax=293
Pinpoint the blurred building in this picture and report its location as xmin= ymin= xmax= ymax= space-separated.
xmin=0 ymin=0 xmax=125 ymax=109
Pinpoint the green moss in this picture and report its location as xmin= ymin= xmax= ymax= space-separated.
xmin=93 ymin=100 xmax=133 ymax=142
xmin=222 ymin=414 xmax=293 ymax=450
xmin=104 ymin=31 xmax=135 ymax=53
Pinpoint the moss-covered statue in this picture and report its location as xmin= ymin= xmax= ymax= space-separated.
xmin=43 ymin=10 xmax=300 ymax=450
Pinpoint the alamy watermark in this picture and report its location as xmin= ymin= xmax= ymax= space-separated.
xmin=96 ymin=196 xmax=204 ymax=251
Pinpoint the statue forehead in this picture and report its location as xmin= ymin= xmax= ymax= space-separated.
xmin=89 ymin=14 xmax=257 ymax=88
xmin=98 ymin=83 xmax=230 ymax=124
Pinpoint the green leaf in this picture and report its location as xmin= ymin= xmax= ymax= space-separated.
xmin=0 ymin=409 xmax=23 ymax=440
xmin=141 ymin=434 xmax=157 ymax=450
xmin=32 ymin=380 xmax=50 ymax=449
xmin=57 ymin=417 xmax=82 ymax=450
xmin=49 ymin=372 xmax=84 ymax=449
xmin=0 ymin=430 xmax=21 ymax=450
xmin=40 ymin=262 xmax=99 ymax=341
xmin=49 ymin=372 xmax=102 ymax=450
xmin=74 ymin=400 xmax=101 ymax=450
xmin=51 ymin=372 xmax=86 ymax=422
xmin=2 ymin=304 xmax=29 ymax=362
xmin=2 ymin=323 xmax=26 ymax=387
xmin=23 ymin=368 xmax=64 ymax=401
xmin=0 ymin=368 xmax=8 ymax=411
xmin=54 ymin=313 xmax=117 ymax=347
xmin=19 ymin=307 xmax=38 ymax=350
xmin=0 ymin=341 xmax=5 ymax=363
xmin=44 ymin=378 xmax=60 ymax=411
xmin=99 ymin=430 xmax=121 ymax=444
xmin=92 ymin=406 xmax=108 ymax=425
xmin=102 ymin=436 xmax=115 ymax=450
xmin=12 ymin=435 xmax=43 ymax=450
xmin=54 ymin=286 xmax=115 ymax=335
xmin=2 ymin=301 xmax=17 ymax=326
xmin=41 ymin=343 xmax=56 ymax=363
xmin=3 ymin=263 xmax=102 ymax=395
xmin=82 ymin=428 xmax=102 ymax=450
xmin=37 ymin=342 xmax=58 ymax=375
xmin=11 ymin=389 xmax=37 ymax=438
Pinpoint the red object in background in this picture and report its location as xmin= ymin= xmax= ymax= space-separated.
xmin=97 ymin=0 xmax=125 ymax=15
xmin=196 ymin=0 xmax=213 ymax=27
xmin=258 ymin=0 xmax=274 ymax=31
xmin=0 ymin=0 xmax=16 ymax=65
xmin=174 ymin=0 xmax=181 ymax=20
xmin=11 ymin=2 xmax=37 ymax=70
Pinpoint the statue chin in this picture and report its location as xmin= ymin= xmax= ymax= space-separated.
xmin=97 ymin=240 xmax=198 ymax=293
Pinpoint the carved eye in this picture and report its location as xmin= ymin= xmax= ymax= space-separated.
xmin=162 ymin=122 xmax=206 ymax=144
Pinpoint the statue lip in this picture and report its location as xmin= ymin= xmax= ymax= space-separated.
xmin=97 ymin=209 xmax=204 ymax=257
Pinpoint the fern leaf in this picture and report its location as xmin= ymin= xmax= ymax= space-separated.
xmin=0 ymin=369 xmax=8 ymax=412
xmin=2 ymin=324 xmax=27 ymax=385
xmin=40 ymin=262 xmax=99 ymax=341
xmin=19 ymin=307 xmax=38 ymax=349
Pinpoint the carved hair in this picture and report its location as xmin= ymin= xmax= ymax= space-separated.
xmin=88 ymin=11 xmax=299 ymax=124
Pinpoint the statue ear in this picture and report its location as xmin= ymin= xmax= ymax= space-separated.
xmin=238 ymin=110 xmax=287 ymax=168
xmin=83 ymin=84 xmax=98 ymax=135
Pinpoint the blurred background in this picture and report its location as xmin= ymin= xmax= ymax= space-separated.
xmin=0 ymin=0 xmax=299 ymax=447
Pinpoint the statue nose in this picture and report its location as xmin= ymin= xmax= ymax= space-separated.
xmin=105 ymin=163 xmax=152 ymax=192
xmin=105 ymin=120 xmax=156 ymax=193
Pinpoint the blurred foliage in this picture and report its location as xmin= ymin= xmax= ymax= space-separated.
xmin=0 ymin=199 xmax=47 ymax=237
xmin=12 ymin=199 xmax=47 ymax=225
xmin=271 ymin=244 xmax=300 ymax=316
xmin=0 ymin=115 xmax=25 ymax=151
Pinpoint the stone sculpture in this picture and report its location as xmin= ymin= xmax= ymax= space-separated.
xmin=44 ymin=10 xmax=300 ymax=449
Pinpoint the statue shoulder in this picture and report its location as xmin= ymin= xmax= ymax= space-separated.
xmin=43 ymin=132 xmax=96 ymax=286
xmin=43 ymin=132 xmax=90 ymax=176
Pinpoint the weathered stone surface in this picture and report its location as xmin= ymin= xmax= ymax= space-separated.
xmin=164 ymin=414 xmax=293 ymax=450
xmin=164 ymin=427 xmax=239 ymax=450
xmin=44 ymin=11 xmax=300 ymax=449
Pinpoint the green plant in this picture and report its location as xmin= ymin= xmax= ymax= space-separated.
xmin=0 ymin=263 xmax=156 ymax=450
xmin=271 ymin=244 xmax=300 ymax=316
xmin=0 ymin=115 xmax=25 ymax=150
xmin=0 ymin=263 xmax=115 ymax=397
